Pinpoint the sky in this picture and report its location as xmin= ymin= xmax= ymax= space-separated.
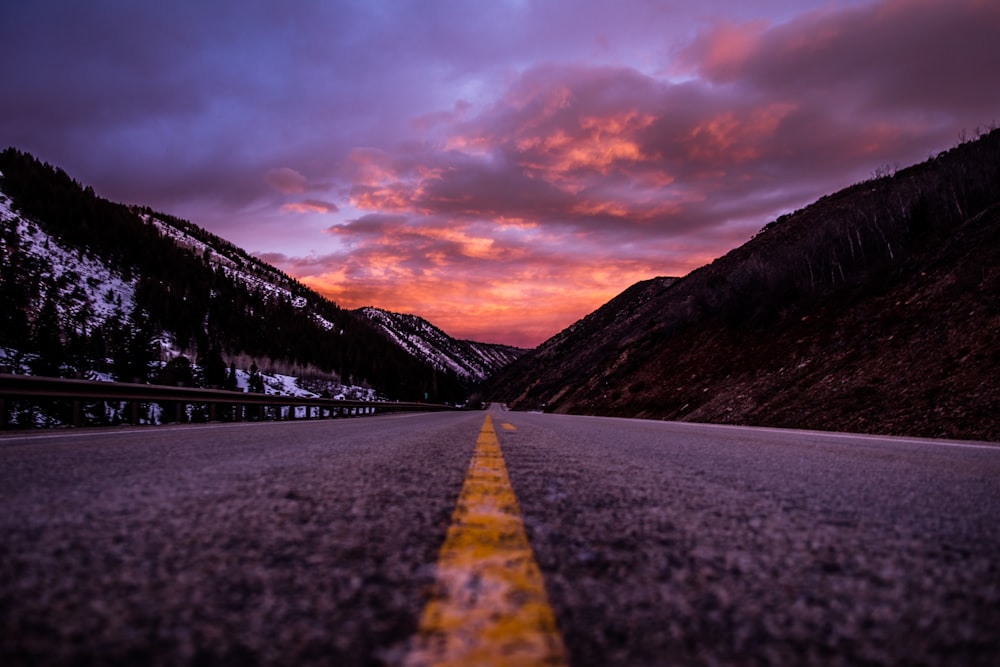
xmin=1 ymin=0 xmax=998 ymax=348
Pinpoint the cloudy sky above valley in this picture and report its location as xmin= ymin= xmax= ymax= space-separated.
xmin=2 ymin=0 xmax=997 ymax=346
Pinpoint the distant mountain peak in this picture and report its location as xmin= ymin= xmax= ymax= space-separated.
xmin=357 ymin=306 xmax=527 ymax=383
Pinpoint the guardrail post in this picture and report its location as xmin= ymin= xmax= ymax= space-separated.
xmin=209 ymin=404 xmax=217 ymax=422
xmin=130 ymin=401 xmax=140 ymax=426
xmin=73 ymin=400 xmax=81 ymax=427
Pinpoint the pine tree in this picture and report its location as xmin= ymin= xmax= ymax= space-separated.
xmin=29 ymin=290 xmax=64 ymax=376
xmin=248 ymin=362 xmax=264 ymax=394
xmin=202 ymin=344 xmax=227 ymax=389
xmin=117 ymin=307 xmax=157 ymax=383
xmin=225 ymin=361 xmax=238 ymax=391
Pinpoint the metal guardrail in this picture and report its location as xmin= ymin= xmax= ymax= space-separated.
xmin=0 ymin=374 xmax=456 ymax=429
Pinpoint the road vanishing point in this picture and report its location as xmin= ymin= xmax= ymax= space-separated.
xmin=2 ymin=408 xmax=999 ymax=666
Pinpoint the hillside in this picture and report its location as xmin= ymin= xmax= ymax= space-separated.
xmin=0 ymin=149 xmax=516 ymax=411
xmin=487 ymin=130 xmax=1000 ymax=441
xmin=357 ymin=307 xmax=526 ymax=384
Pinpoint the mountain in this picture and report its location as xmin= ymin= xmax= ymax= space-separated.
xmin=357 ymin=306 xmax=527 ymax=383
xmin=0 ymin=148 xmax=516 ymax=411
xmin=486 ymin=130 xmax=1000 ymax=441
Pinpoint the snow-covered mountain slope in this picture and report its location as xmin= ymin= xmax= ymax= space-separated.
xmin=0 ymin=190 xmax=136 ymax=333
xmin=0 ymin=188 xmax=368 ymax=399
xmin=357 ymin=307 xmax=527 ymax=384
xmin=140 ymin=209 xmax=338 ymax=332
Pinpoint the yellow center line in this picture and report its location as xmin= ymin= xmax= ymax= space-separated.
xmin=403 ymin=414 xmax=567 ymax=667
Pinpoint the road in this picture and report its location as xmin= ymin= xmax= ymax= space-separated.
xmin=1 ymin=409 xmax=998 ymax=665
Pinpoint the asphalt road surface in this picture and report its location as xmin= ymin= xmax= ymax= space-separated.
xmin=2 ymin=409 xmax=998 ymax=665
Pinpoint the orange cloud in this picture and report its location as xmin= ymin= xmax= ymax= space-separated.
xmin=270 ymin=212 xmax=714 ymax=347
xmin=298 ymin=260 xmax=660 ymax=349
xmin=684 ymin=103 xmax=796 ymax=164
xmin=349 ymin=183 xmax=416 ymax=212
xmin=515 ymin=110 xmax=655 ymax=178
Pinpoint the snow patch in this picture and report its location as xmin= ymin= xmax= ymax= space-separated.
xmin=358 ymin=307 xmax=525 ymax=382
xmin=0 ymin=193 xmax=136 ymax=331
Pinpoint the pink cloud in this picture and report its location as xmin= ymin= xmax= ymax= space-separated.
xmin=340 ymin=148 xmax=401 ymax=187
xmin=265 ymin=167 xmax=307 ymax=194
xmin=265 ymin=167 xmax=333 ymax=203
xmin=679 ymin=0 xmax=1000 ymax=118
xmin=281 ymin=199 xmax=339 ymax=215
xmin=330 ymin=64 xmax=815 ymax=244
xmin=673 ymin=18 xmax=768 ymax=81
xmin=411 ymin=99 xmax=473 ymax=131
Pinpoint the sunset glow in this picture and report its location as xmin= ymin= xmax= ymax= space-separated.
xmin=2 ymin=0 xmax=997 ymax=347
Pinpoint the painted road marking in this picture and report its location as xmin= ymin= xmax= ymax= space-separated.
xmin=501 ymin=422 xmax=517 ymax=431
xmin=404 ymin=414 xmax=567 ymax=666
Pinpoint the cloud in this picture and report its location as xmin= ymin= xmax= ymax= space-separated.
xmin=336 ymin=0 xmax=1000 ymax=249
xmin=674 ymin=18 xmax=769 ymax=80
xmin=411 ymin=100 xmax=473 ymax=131
xmin=328 ymin=64 xmax=828 ymax=249
xmin=267 ymin=236 xmax=668 ymax=349
xmin=678 ymin=0 xmax=1000 ymax=118
xmin=266 ymin=167 xmax=308 ymax=194
xmin=326 ymin=213 xmax=408 ymax=238
xmin=281 ymin=199 xmax=339 ymax=215
xmin=268 ymin=205 xmax=727 ymax=347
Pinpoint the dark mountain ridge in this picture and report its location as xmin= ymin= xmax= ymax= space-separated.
xmin=487 ymin=130 xmax=1000 ymax=441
